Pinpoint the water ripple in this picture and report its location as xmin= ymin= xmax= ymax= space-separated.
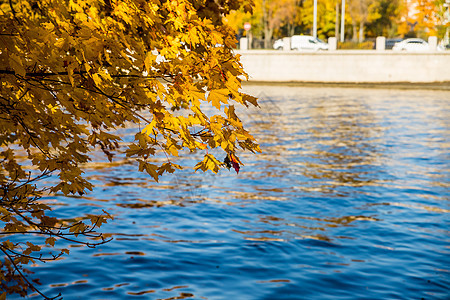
xmin=19 ymin=86 xmax=450 ymax=300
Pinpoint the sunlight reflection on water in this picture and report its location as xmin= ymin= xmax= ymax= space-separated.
xmin=21 ymin=86 xmax=450 ymax=299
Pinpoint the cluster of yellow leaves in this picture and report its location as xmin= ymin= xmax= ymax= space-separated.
xmin=0 ymin=0 xmax=260 ymax=202
xmin=401 ymin=0 xmax=443 ymax=36
xmin=1 ymin=0 xmax=258 ymax=297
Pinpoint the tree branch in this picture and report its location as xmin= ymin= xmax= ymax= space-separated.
xmin=0 ymin=246 xmax=63 ymax=300
xmin=0 ymin=69 xmax=175 ymax=79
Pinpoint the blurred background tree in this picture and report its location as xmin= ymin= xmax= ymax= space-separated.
xmin=226 ymin=0 xmax=448 ymax=48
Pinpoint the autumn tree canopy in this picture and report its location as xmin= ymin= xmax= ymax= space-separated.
xmin=0 ymin=0 xmax=259 ymax=298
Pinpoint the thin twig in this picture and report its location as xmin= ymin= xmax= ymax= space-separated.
xmin=0 ymin=246 xmax=62 ymax=300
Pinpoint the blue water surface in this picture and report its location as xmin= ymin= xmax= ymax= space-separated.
xmin=20 ymin=86 xmax=450 ymax=299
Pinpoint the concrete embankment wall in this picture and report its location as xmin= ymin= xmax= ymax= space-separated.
xmin=236 ymin=50 xmax=450 ymax=84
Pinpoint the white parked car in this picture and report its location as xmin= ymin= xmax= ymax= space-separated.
xmin=392 ymin=38 xmax=429 ymax=51
xmin=273 ymin=39 xmax=284 ymax=50
xmin=273 ymin=35 xmax=329 ymax=51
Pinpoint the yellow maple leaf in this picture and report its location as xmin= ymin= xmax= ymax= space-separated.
xmin=208 ymin=89 xmax=229 ymax=109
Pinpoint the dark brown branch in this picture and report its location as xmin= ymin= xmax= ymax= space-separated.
xmin=0 ymin=69 xmax=175 ymax=79
xmin=1 ymin=244 xmax=64 ymax=262
xmin=8 ymin=0 xmax=16 ymax=18
xmin=0 ymin=246 xmax=62 ymax=300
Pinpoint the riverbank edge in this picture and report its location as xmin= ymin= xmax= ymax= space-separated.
xmin=236 ymin=50 xmax=450 ymax=84
xmin=242 ymin=81 xmax=450 ymax=91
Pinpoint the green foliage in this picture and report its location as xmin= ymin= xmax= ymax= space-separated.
xmin=0 ymin=0 xmax=259 ymax=298
xmin=365 ymin=0 xmax=402 ymax=37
